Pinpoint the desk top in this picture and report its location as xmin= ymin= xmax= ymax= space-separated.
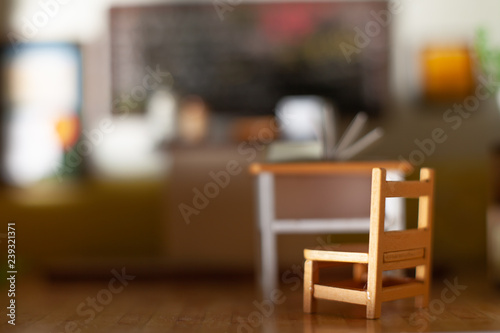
xmin=249 ymin=160 xmax=413 ymax=175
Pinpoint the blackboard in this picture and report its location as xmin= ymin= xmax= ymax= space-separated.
xmin=110 ymin=2 xmax=388 ymax=116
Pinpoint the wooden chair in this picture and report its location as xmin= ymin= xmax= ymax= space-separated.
xmin=250 ymin=161 xmax=412 ymax=298
xmin=303 ymin=167 xmax=435 ymax=319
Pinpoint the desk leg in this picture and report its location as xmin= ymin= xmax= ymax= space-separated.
xmin=385 ymin=170 xmax=407 ymax=279
xmin=256 ymin=172 xmax=277 ymax=298
xmin=386 ymin=170 xmax=406 ymax=231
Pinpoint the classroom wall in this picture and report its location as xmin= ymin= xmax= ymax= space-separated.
xmin=390 ymin=0 xmax=500 ymax=103
xmin=2 ymin=0 xmax=500 ymax=275
xmin=9 ymin=0 xmax=500 ymax=104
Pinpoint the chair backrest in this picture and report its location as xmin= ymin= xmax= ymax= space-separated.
xmin=368 ymin=168 xmax=435 ymax=271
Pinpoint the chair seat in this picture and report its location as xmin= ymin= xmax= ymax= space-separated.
xmin=304 ymin=243 xmax=369 ymax=263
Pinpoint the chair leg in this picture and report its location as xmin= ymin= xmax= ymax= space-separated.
xmin=304 ymin=260 xmax=318 ymax=313
xmin=415 ymin=295 xmax=428 ymax=308
xmin=366 ymin=300 xmax=382 ymax=319
xmin=415 ymin=265 xmax=430 ymax=308
xmin=366 ymin=267 xmax=382 ymax=319
xmin=353 ymin=264 xmax=367 ymax=282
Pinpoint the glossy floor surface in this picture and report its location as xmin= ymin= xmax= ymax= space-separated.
xmin=0 ymin=272 xmax=499 ymax=333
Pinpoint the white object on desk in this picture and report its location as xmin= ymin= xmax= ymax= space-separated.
xmin=274 ymin=95 xmax=384 ymax=161
xmin=275 ymin=96 xmax=326 ymax=142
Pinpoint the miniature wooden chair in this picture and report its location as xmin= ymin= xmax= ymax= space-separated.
xmin=303 ymin=167 xmax=435 ymax=319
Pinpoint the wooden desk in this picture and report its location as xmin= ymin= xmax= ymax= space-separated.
xmin=250 ymin=161 xmax=413 ymax=297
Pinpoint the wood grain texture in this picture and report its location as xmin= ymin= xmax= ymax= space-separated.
xmin=303 ymin=260 xmax=318 ymax=313
xmin=380 ymin=282 xmax=425 ymax=302
xmin=382 ymin=229 xmax=430 ymax=252
xmin=382 ymin=180 xmax=432 ymax=198
xmin=366 ymin=168 xmax=385 ymax=319
xmin=314 ymin=285 xmax=367 ymax=305
xmin=416 ymin=168 xmax=435 ymax=308
xmin=304 ymin=248 xmax=369 ymax=263
xmin=383 ymin=248 xmax=425 ymax=263
xmin=0 ymin=274 xmax=499 ymax=333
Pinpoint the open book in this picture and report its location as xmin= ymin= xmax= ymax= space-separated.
xmin=269 ymin=97 xmax=384 ymax=162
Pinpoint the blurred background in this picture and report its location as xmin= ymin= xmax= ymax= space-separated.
xmin=0 ymin=0 xmax=500 ymax=284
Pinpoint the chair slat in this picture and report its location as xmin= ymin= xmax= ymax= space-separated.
xmin=381 ymin=282 xmax=425 ymax=302
xmin=382 ymin=257 xmax=427 ymax=271
xmin=383 ymin=180 xmax=432 ymax=198
xmin=304 ymin=248 xmax=368 ymax=263
xmin=382 ymin=229 xmax=430 ymax=252
xmin=383 ymin=248 xmax=425 ymax=263
xmin=314 ymin=285 xmax=367 ymax=305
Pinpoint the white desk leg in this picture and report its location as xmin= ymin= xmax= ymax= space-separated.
xmin=386 ymin=170 xmax=406 ymax=231
xmin=256 ymin=172 xmax=277 ymax=298
xmin=385 ymin=170 xmax=407 ymax=278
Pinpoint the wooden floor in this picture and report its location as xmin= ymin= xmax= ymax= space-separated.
xmin=1 ymin=272 xmax=500 ymax=333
